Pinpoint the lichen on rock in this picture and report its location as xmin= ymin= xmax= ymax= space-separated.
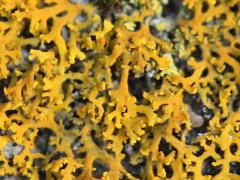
xmin=0 ymin=0 xmax=240 ymax=179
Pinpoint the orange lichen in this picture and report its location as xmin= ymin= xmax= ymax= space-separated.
xmin=0 ymin=0 xmax=240 ymax=179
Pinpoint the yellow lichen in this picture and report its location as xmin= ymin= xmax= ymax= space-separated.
xmin=0 ymin=0 xmax=240 ymax=179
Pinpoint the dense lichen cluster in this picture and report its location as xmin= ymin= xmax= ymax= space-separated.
xmin=0 ymin=0 xmax=240 ymax=179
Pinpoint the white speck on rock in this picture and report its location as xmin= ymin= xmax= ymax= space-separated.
xmin=125 ymin=144 xmax=133 ymax=155
xmin=3 ymin=142 xmax=24 ymax=160
xmin=70 ymin=0 xmax=89 ymax=4
xmin=188 ymin=106 xmax=204 ymax=128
